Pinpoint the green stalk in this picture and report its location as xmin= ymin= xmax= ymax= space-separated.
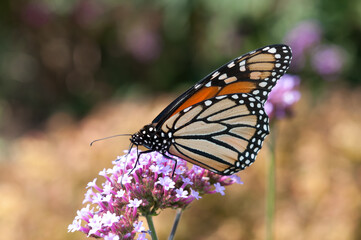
xmin=266 ymin=122 xmax=277 ymax=240
xmin=145 ymin=214 xmax=158 ymax=240
xmin=168 ymin=209 xmax=183 ymax=240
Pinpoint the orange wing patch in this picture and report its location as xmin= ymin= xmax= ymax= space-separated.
xmin=218 ymin=81 xmax=256 ymax=95
xmin=170 ymin=86 xmax=220 ymax=117
xmin=171 ymin=81 xmax=257 ymax=118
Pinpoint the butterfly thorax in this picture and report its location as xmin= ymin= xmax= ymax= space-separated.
xmin=131 ymin=124 xmax=172 ymax=153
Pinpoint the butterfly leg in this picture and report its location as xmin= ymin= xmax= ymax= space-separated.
xmin=128 ymin=148 xmax=153 ymax=175
xmin=118 ymin=148 xmax=153 ymax=188
xmin=162 ymin=154 xmax=178 ymax=178
xmin=116 ymin=142 xmax=134 ymax=162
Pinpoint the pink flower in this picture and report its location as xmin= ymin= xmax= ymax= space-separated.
xmin=175 ymin=188 xmax=189 ymax=198
xmin=104 ymin=233 xmax=120 ymax=240
xmin=73 ymin=0 xmax=105 ymax=27
xmin=156 ymin=176 xmax=175 ymax=190
xmin=125 ymin=26 xmax=162 ymax=63
xmin=21 ymin=2 xmax=51 ymax=28
xmin=101 ymin=212 xmax=121 ymax=227
xmin=127 ymin=198 xmax=143 ymax=208
xmin=284 ymin=20 xmax=322 ymax=69
xmin=311 ymin=45 xmax=346 ymax=77
xmin=214 ymin=183 xmax=226 ymax=196
xmin=190 ymin=188 xmax=202 ymax=200
xmin=133 ymin=221 xmax=145 ymax=232
xmin=265 ymin=74 xmax=301 ymax=120
xmin=69 ymin=148 xmax=242 ymax=239
xmin=136 ymin=233 xmax=147 ymax=240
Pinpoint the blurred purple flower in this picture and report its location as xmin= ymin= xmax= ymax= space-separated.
xmin=311 ymin=45 xmax=346 ymax=77
xmin=125 ymin=27 xmax=161 ymax=63
xmin=284 ymin=20 xmax=322 ymax=69
xmin=21 ymin=2 xmax=51 ymax=28
xmin=73 ymin=0 xmax=105 ymax=27
xmin=68 ymin=148 xmax=242 ymax=239
xmin=265 ymin=74 xmax=301 ymax=120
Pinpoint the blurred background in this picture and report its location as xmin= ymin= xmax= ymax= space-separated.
xmin=0 ymin=0 xmax=360 ymax=239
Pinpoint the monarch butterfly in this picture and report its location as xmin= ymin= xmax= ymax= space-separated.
xmin=130 ymin=44 xmax=292 ymax=175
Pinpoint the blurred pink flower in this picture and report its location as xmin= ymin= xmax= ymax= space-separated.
xmin=284 ymin=20 xmax=322 ymax=69
xmin=265 ymin=74 xmax=301 ymax=120
xmin=21 ymin=2 xmax=51 ymax=28
xmin=73 ymin=0 xmax=105 ymax=27
xmin=311 ymin=45 xmax=346 ymax=77
xmin=125 ymin=27 xmax=161 ymax=62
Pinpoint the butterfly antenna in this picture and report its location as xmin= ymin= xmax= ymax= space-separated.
xmin=90 ymin=134 xmax=132 ymax=146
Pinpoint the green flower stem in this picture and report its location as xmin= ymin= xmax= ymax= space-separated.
xmin=266 ymin=123 xmax=277 ymax=240
xmin=168 ymin=209 xmax=183 ymax=240
xmin=145 ymin=214 xmax=158 ymax=240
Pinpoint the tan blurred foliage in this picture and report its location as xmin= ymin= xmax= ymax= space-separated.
xmin=0 ymin=88 xmax=360 ymax=240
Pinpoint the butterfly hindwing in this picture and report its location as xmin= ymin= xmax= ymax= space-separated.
xmin=162 ymin=93 xmax=269 ymax=175
xmin=152 ymin=44 xmax=292 ymax=128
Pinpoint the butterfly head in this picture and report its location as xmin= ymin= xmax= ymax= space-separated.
xmin=131 ymin=124 xmax=172 ymax=153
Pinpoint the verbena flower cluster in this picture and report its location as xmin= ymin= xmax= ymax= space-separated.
xmin=265 ymin=74 xmax=301 ymax=120
xmin=68 ymin=148 xmax=243 ymax=239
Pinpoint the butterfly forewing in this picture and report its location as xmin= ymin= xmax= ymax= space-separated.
xmin=152 ymin=44 xmax=292 ymax=127
xmin=162 ymin=93 xmax=269 ymax=175
xmin=132 ymin=44 xmax=292 ymax=175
